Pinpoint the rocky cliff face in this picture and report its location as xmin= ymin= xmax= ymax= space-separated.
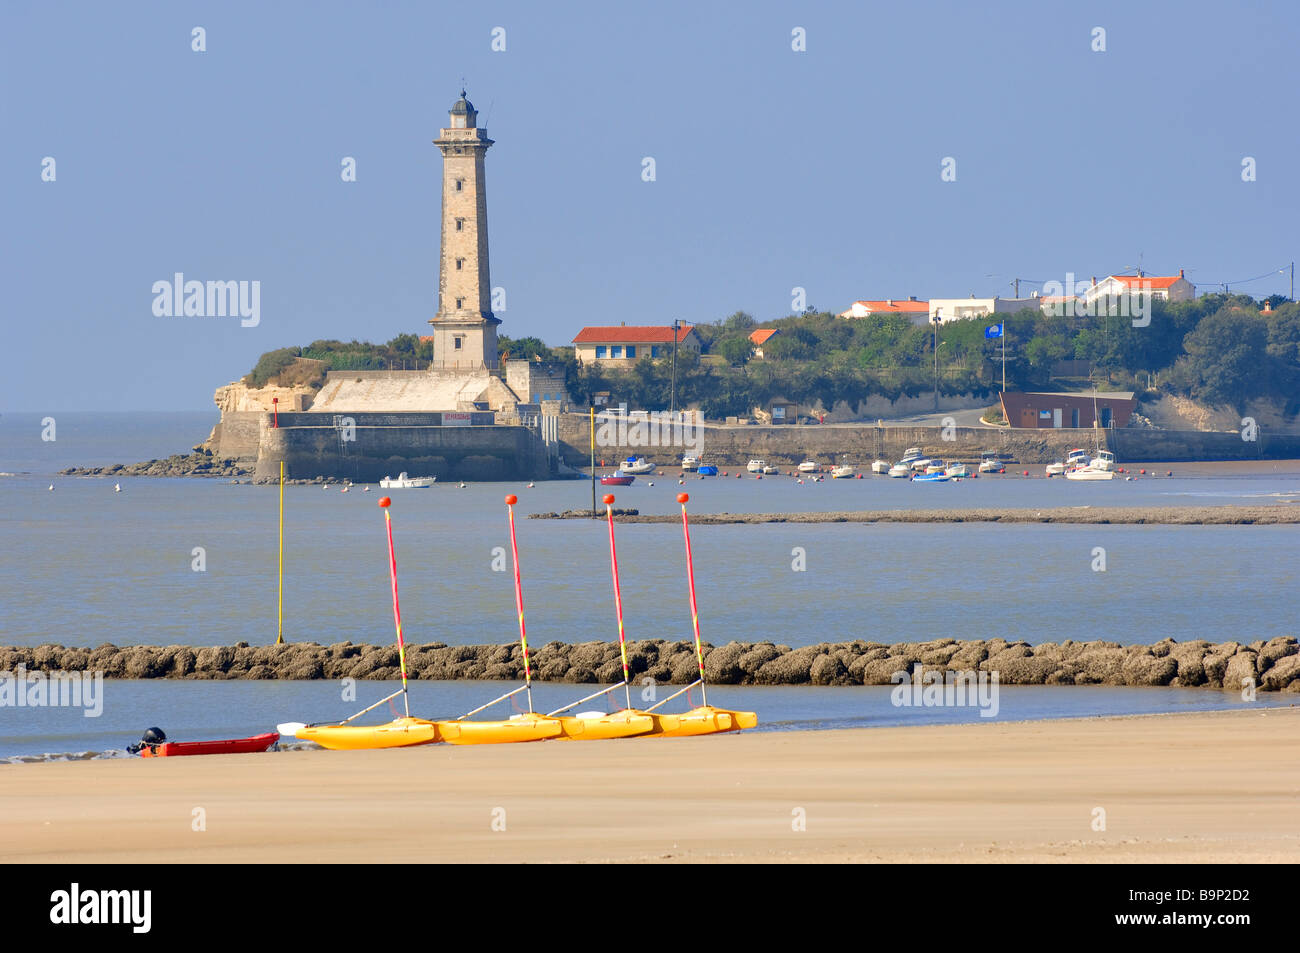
xmin=213 ymin=380 xmax=317 ymax=414
xmin=1141 ymin=394 xmax=1300 ymax=433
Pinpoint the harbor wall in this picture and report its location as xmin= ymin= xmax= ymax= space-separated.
xmin=553 ymin=415 xmax=1300 ymax=467
xmin=250 ymin=412 xmax=549 ymax=482
xmin=202 ymin=409 xmax=1300 ymax=482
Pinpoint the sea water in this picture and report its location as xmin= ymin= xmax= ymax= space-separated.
xmin=1 ymin=413 xmax=1297 ymax=758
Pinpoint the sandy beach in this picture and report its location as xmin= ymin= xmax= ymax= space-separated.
xmin=2 ymin=707 xmax=1297 ymax=863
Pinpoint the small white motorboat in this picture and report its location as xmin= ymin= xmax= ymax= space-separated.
xmin=945 ymin=463 xmax=969 ymax=479
xmin=797 ymin=460 xmax=820 ymax=473
xmin=888 ymin=463 xmax=911 ymax=478
xmin=978 ymin=451 xmax=1006 ymax=473
xmin=681 ymin=455 xmax=700 ymax=472
xmin=912 ymin=471 xmax=950 ymax=483
xmin=1090 ymin=450 xmax=1116 ymax=471
xmin=747 ymin=460 xmax=765 ymax=473
xmin=761 ymin=464 xmax=780 ymax=475
xmin=1065 ymin=465 xmax=1115 ymax=481
xmin=900 ymin=447 xmax=924 ymax=463
xmin=831 ymin=464 xmax=856 ymax=479
xmin=621 ymin=456 xmax=655 ymax=475
xmin=924 ymin=460 xmax=947 ymax=474
xmin=910 ymin=457 xmax=933 ymax=471
xmin=871 ymin=460 xmax=891 ymax=474
xmin=1045 ymin=461 xmax=1067 ymax=477
xmin=379 ymin=471 xmax=435 ymax=489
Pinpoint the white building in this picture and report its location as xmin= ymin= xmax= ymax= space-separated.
xmin=928 ymin=296 xmax=1041 ymax=324
xmin=1083 ymin=270 xmax=1195 ymax=307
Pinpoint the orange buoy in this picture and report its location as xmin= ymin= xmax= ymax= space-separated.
xmin=1140 ymin=468 xmax=1146 ymax=475
xmin=1023 ymin=470 xmax=1029 ymax=476
xmin=677 ymin=492 xmax=689 ymax=503
xmin=378 ymin=497 xmax=392 ymax=507
xmin=602 ymin=493 xmax=615 ymax=504
xmin=505 ymin=494 xmax=517 ymax=504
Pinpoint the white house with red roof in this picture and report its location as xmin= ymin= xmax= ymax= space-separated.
xmin=839 ymin=297 xmax=930 ymax=323
xmin=572 ymin=324 xmax=702 ymax=365
xmin=748 ymin=327 xmax=780 ymax=359
xmin=1083 ymin=270 xmax=1195 ymax=306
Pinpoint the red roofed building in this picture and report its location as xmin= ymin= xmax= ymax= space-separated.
xmin=572 ymin=324 xmax=702 ymax=365
xmin=1084 ymin=269 xmax=1195 ymax=306
xmin=748 ymin=328 xmax=780 ymax=359
xmin=839 ymin=297 xmax=931 ymax=323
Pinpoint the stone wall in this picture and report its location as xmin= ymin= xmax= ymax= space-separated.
xmin=554 ymin=414 xmax=1300 ymax=467
xmin=253 ymin=412 xmax=547 ymax=482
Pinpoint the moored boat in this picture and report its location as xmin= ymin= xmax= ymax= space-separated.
xmin=746 ymin=459 xmax=765 ymax=473
xmin=600 ymin=471 xmax=636 ymax=486
xmin=945 ymin=463 xmax=969 ymax=479
xmin=761 ymin=464 xmax=780 ymax=475
xmin=1065 ymin=465 xmax=1115 ymax=481
xmin=912 ymin=471 xmax=950 ymax=482
xmin=871 ymin=460 xmax=891 ymax=474
xmin=696 ymin=464 xmax=719 ymax=476
xmin=888 ymin=463 xmax=911 ymax=478
xmin=1090 ymin=449 xmax=1117 ymax=471
xmin=379 ymin=471 xmax=434 ymax=489
xmin=621 ymin=456 xmax=655 ymax=475
xmin=797 ymin=460 xmax=820 ymax=473
xmin=831 ymin=464 xmax=857 ymax=478
xmin=681 ymin=455 xmax=700 ymax=471
xmin=924 ymin=460 xmax=947 ymax=474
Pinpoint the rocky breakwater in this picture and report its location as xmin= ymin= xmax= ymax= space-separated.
xmin=5 ymin=637 xmax=1299 ymax=692
xmin=58 ymin=447 xmax=252 ymax=479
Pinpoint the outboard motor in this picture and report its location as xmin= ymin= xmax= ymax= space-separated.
xmin=126 ymin=726 xmax=167 ymax=755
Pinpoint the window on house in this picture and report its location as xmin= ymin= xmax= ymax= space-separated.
xmin=455 ymin=179 xmax=463 ymax=192
xmin=651 ymin=345 xmax=660 ymax=358
xmin=610 ymin=346 xmax=623 ymax=358
xmin=456 ymin=259 xmax=463 ymax=270
xmin=454 ymin=337 xmax=463 ymax=350
xmin=456 ymin=219 xmax=464 ymax=231
xmin=626 ymin=346 xmax=636 ymax=358
xmin=455 ymin=298 xmax=463 ymax=309
xmin=595 ymin=346 xmax=607 ymax=358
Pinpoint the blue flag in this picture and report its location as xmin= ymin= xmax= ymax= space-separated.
xmin=985 ymin=323 xmax=1003 ymax=338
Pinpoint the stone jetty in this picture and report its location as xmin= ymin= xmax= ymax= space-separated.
xmin=533 ymin=504 xmax=1300 ymax=525
xmin=4 ymin=637 xmax=1298 ymax=691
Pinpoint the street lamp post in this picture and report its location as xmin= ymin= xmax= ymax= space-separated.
xmin=670 ymin=318 xmax=680 ymax=416
xmin=931 ymin=313 xmax=942 ymax=411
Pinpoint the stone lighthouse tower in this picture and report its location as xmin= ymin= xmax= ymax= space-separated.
xmin=429 ymin=90 xmax=499 ymax=370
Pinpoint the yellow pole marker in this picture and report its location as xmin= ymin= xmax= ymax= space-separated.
xmin=277 ymin=459 xmax=284 ymax=645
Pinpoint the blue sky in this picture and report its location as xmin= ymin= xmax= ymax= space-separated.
xmin=3 ymin=0 xmax=1297 ymax=411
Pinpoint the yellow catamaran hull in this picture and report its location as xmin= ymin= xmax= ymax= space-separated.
xmin=295 ymin=717 xmax=442 ymax=750
xmin=645 ymin=706 xmax=758 ymax=737
xmin=555 ymin=710 xmax=656 ymax=740
xmin=437 ymin=712 xmax=564 ymax=745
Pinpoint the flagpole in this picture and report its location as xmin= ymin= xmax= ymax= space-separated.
xmin=504 ymin=494 xmax=534 ymax=713
xmin=1002 ymin=324 xmax=1006 ymax=393
xmin=603 ymin=493 xmax=633 ymax=711
xmin=378 ymin=497 xmax=410 ymax=718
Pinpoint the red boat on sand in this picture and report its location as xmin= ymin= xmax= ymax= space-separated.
xmin=129 ymin=727 xmax=279 ymax=758
xmin=600 ymin=473 xmax=635 ymax=486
